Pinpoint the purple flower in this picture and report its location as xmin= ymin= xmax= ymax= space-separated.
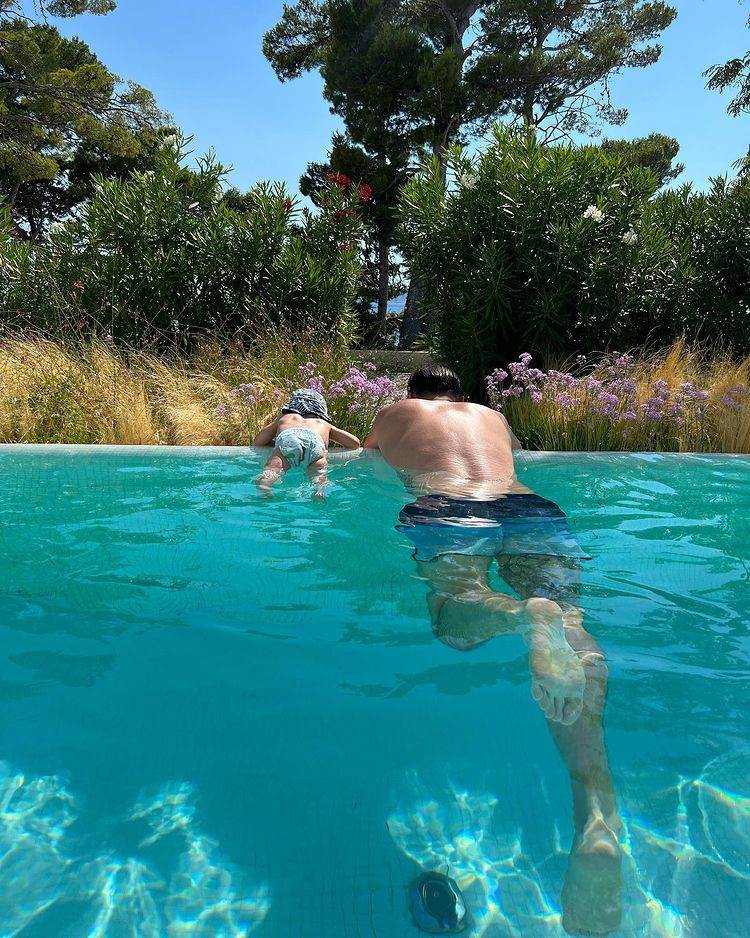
xmin=306 ymin=376 xmax=325 ymax=394
xmin=519 ymin=352 xmax=533 ymax=364
xmin=487 ymin=368 xmax=508 ymax=384
xmin=721 ymin=395 xmax=742 ymax=411
xmin=215 ymin=405 xmax=229 ymax=417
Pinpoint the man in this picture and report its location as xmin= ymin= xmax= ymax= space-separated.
xmin=365 ymin=365 xmax=622 ymax=936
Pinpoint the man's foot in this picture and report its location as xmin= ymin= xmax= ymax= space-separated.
xmin=526 ymin=598 xmax=586 ymax=725
xmin=562 ymin=816 xmax=622 ymax=935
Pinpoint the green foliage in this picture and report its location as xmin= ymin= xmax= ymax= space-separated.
xmin=706 ymin=4 xmax=750 ymax=118
xmin=469 ymin=0 xmax=676 ymax=135
xmin=0 ymin=142 xmax=363 ymax=346
xmin=266 ymin=0 xmax=677 ymax=153
xmin=265 ymin=1 xmax=677 ymax=348
xmin=400 ymin=129 xmax=750 ymax=397
xmin=599 ymin=133 xmax=683 ymax=188
xmin=3 ymin=125 xmax=180 ymax=239
xmin=0 ymin=18 xmax=160 ymax=199
xmin=0 ymin=1 xmax=117 ymax=15
xmin=301 ymin=133 xmax=408 ymax=340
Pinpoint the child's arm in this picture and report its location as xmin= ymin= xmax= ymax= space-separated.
xmin=329 ymin=426 xmax=361 ymax=449
xmin=253 ymin=417 xmax=279 ymax=447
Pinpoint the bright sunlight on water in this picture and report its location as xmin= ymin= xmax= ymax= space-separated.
xmin=0 ymin=446 xmax=748 ymax=937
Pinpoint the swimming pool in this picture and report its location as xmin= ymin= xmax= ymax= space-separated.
xmin=0 ymin=446 xmax=748 ymax=937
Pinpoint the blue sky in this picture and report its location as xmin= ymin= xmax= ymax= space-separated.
xmin=54 ymin=0 xmax=750 ymax=194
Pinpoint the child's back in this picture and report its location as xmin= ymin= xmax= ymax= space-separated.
xmin=274 ymin=412 xmax=334 ymax=446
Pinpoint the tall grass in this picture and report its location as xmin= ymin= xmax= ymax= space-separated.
xmin=0 ymin=336 xmax=747 ymax=452
xmin=0 ymin=332 xmax=395 ymax=445
xmin=498 ymin=342 xmax=750 ymax=453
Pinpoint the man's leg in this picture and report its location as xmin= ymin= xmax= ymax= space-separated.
xmin=416 ymin=553 xmax=586 ymax=724
xmin=497 ymin=553 xmax=622 ymax=936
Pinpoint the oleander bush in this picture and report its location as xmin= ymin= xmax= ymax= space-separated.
xmin=0 ymin=143 xmax=363 ymax=346
xmin=400 ymin=128 xmax=750 ymax=398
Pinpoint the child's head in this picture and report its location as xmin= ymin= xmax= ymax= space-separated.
xmin=281 ymin=389 xmax=331 ymax=422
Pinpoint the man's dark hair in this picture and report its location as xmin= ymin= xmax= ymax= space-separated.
xmin=407 ymin=365 xmax=463 ymax=401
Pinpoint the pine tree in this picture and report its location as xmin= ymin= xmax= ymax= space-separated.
xmin=265 ymin=0 xmax=677 ymax=345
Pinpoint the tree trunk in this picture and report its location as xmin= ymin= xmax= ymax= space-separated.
xmin=3 ymin=179 xmax=21 ymax=208
xmin=400 ymin=3 xmax=474 ymax=349
xmin=398 ymin=133 xmax=451 ymax=349
xmin=399 ymin=270 xmax=425 ymax=349
xmin=377 ymin=229 xmax=390 ymax=340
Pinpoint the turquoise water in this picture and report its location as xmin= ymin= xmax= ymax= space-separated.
xmin=0 ymin=446 xmax=748 ymax=937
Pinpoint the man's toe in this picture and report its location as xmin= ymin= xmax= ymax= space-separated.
xmin=561 ymin=698 xmax=583 ymax=725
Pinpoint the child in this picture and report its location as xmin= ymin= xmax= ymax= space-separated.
xmin=253 ymin=389 xmax=361 ymax=492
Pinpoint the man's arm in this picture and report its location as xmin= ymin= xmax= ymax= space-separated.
xmin=364 ymin=406 xmax=389 ymax=450
xmin=363 ymin=425 xmax=379 ymax=450
xmin=329 ymin=426 xmax=361 ymax=449
xmin=252 ymin=418 xmax=279 ymax=447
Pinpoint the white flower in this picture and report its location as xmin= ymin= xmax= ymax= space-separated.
xmin=163 ymin=134 xmax=179 ymax=149
xmin=583 ymin=205 xmax=604 ymax=222
xmin=621 ymin=227 xmax=638 ymax=246
xmin=48 ymin=221 xmax=65 ymax=235
xmin=457 ymin=172 xmax=478 ymax=190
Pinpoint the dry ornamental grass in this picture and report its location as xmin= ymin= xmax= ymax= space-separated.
xmin=0 ymin=336 xmax=747 ymax=453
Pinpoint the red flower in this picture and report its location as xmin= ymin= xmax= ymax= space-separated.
xmin=334 ymin=207 xmax=356 ymax=222
xmin=338 ymin=243 xmax=352 ymax=252
xmin=282 ymin=198 xmax=293 ymax=211
xmin=358 ymin=183 xmax=373 ymax=203
xmin=72 ymin=280 xmax=83 ymax=291
xmin=326 ymin=172 xmax=352 ymax=189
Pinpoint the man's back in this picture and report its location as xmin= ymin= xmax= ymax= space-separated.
xmin=367 ymin=398 xmax=517 ymax=485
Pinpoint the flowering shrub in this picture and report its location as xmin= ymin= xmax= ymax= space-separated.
xmin=290 ymin=360 xmax=399 ymax=439
xmin=401 ymin=128 xmax=750 ymax=398
xmin=0 ymin=146 xmax=363 ymax=347
xmin=485 ymin=346 xmax=750 ymax=452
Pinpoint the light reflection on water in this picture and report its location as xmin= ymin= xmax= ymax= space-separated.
xmin=0 ymin=767 xmax=270 ymax=936
xmin=0 ymin=447 xmax=748 ymax=936
xmin=386 ymin=753 xmax=750 ymax=937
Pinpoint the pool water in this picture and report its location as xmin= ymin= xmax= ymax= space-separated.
xmin=0 ymin=446 xmax=748 ymax=937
